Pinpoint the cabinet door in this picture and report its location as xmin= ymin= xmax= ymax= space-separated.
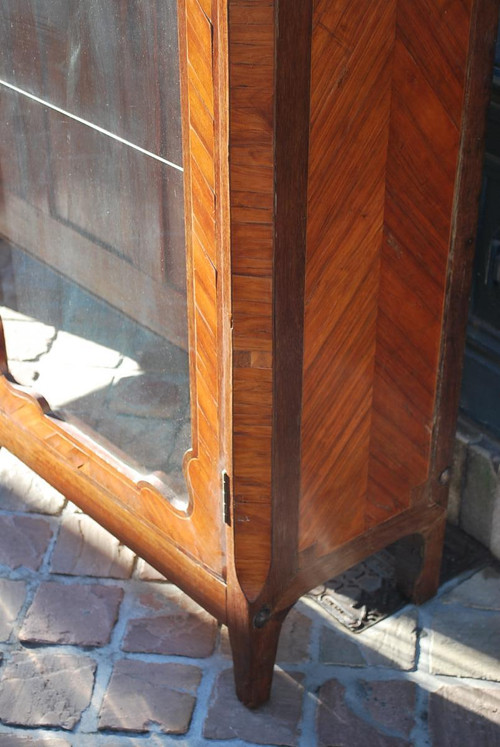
xmin=0 ymin=0 xmax=227 ymax=614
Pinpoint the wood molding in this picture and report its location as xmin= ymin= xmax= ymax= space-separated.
xmin=178 ymin=0 xmax=225 ymax=575
xmin=269 ymin=0 xmax=313 ymax=594
xmin=278 ymin=501 xmax=446 ymax=613
xmin=230 ymin=0 xmax=275 ymax=599
xmin=229 ymin=0 xmax=313 ymax=601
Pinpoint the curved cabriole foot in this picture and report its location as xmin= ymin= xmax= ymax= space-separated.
xmin=228 ymin=606 xmax=290 ymax=708
xmin=394 ymin=511 xmax=447 ymax=605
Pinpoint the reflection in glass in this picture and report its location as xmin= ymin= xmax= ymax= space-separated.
xmin=0 ymin=1 xmax=190 ymax=490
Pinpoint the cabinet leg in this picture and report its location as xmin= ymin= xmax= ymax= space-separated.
xmin=227 ymin=606 xmax=290 ymax=708
xmin=395 ymin=513 xmax=446 ymax=605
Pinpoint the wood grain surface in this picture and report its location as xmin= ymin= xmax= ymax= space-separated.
xmin=230 ymin=0 xmax=275 ymax=599
xmin=299 ymin=0 xmax=485 ymax=560
xmin=160 ymin=0 xmax=225 ymax=575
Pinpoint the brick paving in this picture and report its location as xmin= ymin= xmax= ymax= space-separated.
xmin=0 ymin=452 xmax=499 ymax=746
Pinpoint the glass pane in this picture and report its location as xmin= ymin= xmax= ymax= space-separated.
xmin=0 ymin=1 xmax=190 ymax=492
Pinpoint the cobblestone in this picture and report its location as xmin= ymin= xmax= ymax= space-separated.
xmin=0 ymin=515 xmax=53 ymax=570
xmin=359 ymin=679 xmax=417 ymax=738
xmin=19 ymin=581 xmax=123 ymax=646
xmin=135 ymin=557 xmax=168 ymax=581
xmin=0 ymin=579 xmax=26 ymax=640
xmin=0 ymin=450 xmax=65 ymax=514
xmin=428 ymin=685 xmax=500 ymax=747
xmin=427 ymin=604 xmax=500 ymax=680
xmin=316 ymin=679 xmax=411 ymax=747
xmin=203 ymin=669 xmax=304 ymax=745
xmin=50 ymin=512 xmax=135 ymax=578
xmin=121 ymin=584 xmax=217 ymax=657
xmin=0 ymin=651 xmax=95 ymax=729
xmin=441 ymin=566 xmax=500 ymax=609
xmin=0 ymin=737 xmax=71 ymax=746
xmin=99 ymin=659 xmax=201 ymax=734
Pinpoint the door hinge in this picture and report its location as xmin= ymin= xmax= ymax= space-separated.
xmin=222 ymin=470 xmax=231 ymax=526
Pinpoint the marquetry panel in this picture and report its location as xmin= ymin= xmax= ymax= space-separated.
xmin=299 ymin=0 xmax=397 ymax=556
xmin=299 ymin=0 xmax=473 ymax=556
xmin=229 ymin=0 xmax=275 ymax=599
xmin=366 ymin=0 xmax=471 ymax=527
xmin=0 ymin=0 xmax=493 ymax=706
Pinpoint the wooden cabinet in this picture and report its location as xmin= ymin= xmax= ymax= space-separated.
xmin=0 ymin=0 xmax=498 ymax=707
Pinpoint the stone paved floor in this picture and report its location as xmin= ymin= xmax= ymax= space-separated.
xmin=0 ymin=451 xmax=499 ymax=746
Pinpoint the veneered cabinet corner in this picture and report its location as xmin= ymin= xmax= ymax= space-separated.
xmin=0 ymin=0 xmax=497 ymax=707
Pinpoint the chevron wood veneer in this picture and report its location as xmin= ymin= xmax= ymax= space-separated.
xmin=299 ymin=0 xmax=480 ymax=559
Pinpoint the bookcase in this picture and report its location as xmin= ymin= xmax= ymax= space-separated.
xmin=0 ymin=0 xmax=497 ymax=706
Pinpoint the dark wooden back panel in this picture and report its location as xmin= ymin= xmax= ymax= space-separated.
xmin=299 ymin=0 xmax=474 ymax=558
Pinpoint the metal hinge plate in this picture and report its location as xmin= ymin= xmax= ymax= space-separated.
xmin=222 ymin=470 xmax=231 ymax=526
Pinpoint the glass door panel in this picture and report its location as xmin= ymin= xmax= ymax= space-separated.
xmin=0 ymin=1 xmax=190 ymax=493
